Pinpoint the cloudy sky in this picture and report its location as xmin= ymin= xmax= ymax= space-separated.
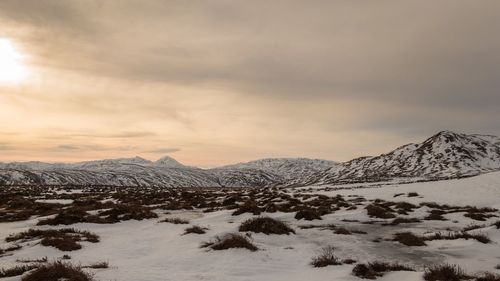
xmin=0 ymin=1 xmax=499 ymax=167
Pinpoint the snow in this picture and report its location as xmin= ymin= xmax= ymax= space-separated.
xmin=34 ymin=199 xmax=74 ymax=205
xmin=316 ymin=171 xmax=500 ymax=208
xmin=1 ymin=171 xmax=500 ymax=280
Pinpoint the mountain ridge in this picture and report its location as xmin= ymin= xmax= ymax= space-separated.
xmin=1 ymin=131 xmax=499 ymax=187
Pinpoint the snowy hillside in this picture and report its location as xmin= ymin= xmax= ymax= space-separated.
xmin=0 ymin=131 xmax=499 ymax=187
xmin=0 ymin=157 xmax=338 ymax=188
xmin=0 ymin=157 xmax=219 ymax=187
xmin=213 ymin=158 xmax=337 ymax=187
xmin=319 ymin=131 xmax=500 ymax=185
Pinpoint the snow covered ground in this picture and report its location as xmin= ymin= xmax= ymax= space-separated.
xmin=1 ymin=172 xmax=500 ymax=280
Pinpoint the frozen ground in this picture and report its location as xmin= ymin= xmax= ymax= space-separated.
xmin=1 ymin=172 xmax=500 ymax=280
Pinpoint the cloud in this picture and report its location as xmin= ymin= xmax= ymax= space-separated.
xmin=2 ymin=0 xmax=498 ymax=110
xmin=145 ymin=148 xmax=181 ymax=154
xmin=0 ymin=143 xmax=14 ymax=151
xmin=1 ymin=1 xmax=499 ymax=165
xmin=55 ymin=145 xmax=78 ymax=150
xmin=67 ymin=131 xmax=157 ymax=139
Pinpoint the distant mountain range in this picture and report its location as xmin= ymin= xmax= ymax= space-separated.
xmin=1 ymin=131 xmax=499 ymax=188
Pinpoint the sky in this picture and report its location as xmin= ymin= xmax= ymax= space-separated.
xmin=0 ymin=1 xmax=499 ymax=167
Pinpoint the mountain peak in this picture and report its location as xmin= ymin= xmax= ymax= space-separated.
xmin=429 ymin=130 xmax=462 ymax=140
xmin=421 ymin=130 xmax=469 ymax=148
xmin=126 ymin=156 xmax=150 ymax=164
xmin=154 ymin=155 xmax=185 ymax=168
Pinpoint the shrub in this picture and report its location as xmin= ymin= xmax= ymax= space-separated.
xmin=368 ymin=261 xmax=415 ymax=273
xmin=390 ymin=217 xmax=421 ymax=225
xmin=393 ymin=232 xmax=426 ymax=246
xmin=6 ymin=228 xmax=99 ymax=252
xmin=41 ymin=236 xmax=82 ymax=251
xmin=465 ymin=212 xmax=493 ymax=221
xmin=492 ymin=221 xmax=500 ymax=229
xmin=0 ymin=264 xmax=39 ymax=278
xmin=98 ymin=204 xmax=158 ymax=222
xmin=310 ymin=246 xmax=341 ymax=267
xmin=202 ymin=234 xmax=258 ymax=251
xmin=423 ymin=264 xmax=470 ymax=281
xmin=352 ymin=264 xmax=381 ymax=279
xmin=394 ymin=202 xmax=418 ymax=213
xmin=334 ymin=227 xmax=352 ymax=235
xmin=21 ymin=261 xmax=94 ymax=281
xmin=366 ymin=204 xmax=395 ymax=219
xmin=352 ymin=261 xmax=415 ymax=279
xmin=159 ymin=217 xmax=189 ymax=224
xmin=463 ymin=223 xmax=486 ymax=231
xmin=476 ymin=272 xmax=500 ymax=281
xmin=424 ymin=210 xmax=447 ymax=221
xmin=239 ymin=217 xmax=295 ymax=235
xmin=295 ymin=209 xmax=322 ymax=221
xmin=184 ymin=226 xmax=207 ymax=235
xmin=232 ymin=201 xmax=261 ymax=216
xmin=426 ymin=231 xmax=490 ymax=244
xmin=37 ymin=209 xmax=90 ymax=226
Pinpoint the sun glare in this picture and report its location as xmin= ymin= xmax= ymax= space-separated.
xmin=0 ymin=38 xmax=29 ymax=84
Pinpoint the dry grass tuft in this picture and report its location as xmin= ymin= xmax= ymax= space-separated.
xmin=365 ymin=204 xmax=395 ymax=219
xmin=6 ymin=228 xmax=99 ymax=252
xmin=310 ymin=246 xmax=341 ymax=267
xmin=423 ymin=264 xmax=470 ymax=281
xmin=393 ymin=232 xmax=427 ymax=246
xmin=159 ymin=217 xmax=190 ymax=224
xmin=0 ymin=264 xmax=39 ymax=278
xmin=239 ymin=217 xmax=295 ymax=235
xmin=183 ymin=226 xmax=208 ymax=235
xmin=352 ymin=261 xmax=415 ymax=279
xmin=295 ymin=209 xmax=322 ymax=221
xmin=21 ymin=261 xmax=94 ymax=281
xmin=202 ymin=233 xmax=258 ymax=251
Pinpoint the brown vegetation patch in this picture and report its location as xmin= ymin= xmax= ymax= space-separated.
xmin=159 ymin=217 xmax=190 ymax=224
xmin=295 ymin=209 xmax=322 ymax=221
xmin=239 ymin=217 xmax=295 ymax=235
xmin=184 ymin=225 xmax=208 ymax=235
xmin=393 ymin=232 xmax=427 ymax=246
xmin=6 ymin=228 xmax=99 ymax=252
xmin=22 ymin=261 xmax=94 ymax=281
xmin=423 ymin=264 xmax=471 ymax=281
xmin=202 ymin=233 xmax=258 ymax=251
xmin=352 ymin=261 xmax=415 ymax=279
xmin=0 ymin=264 xmax=39 ymax=278
xmin=366 ymin=204 xmax=395 ymax=219
xmin=310 ymin=246 xmax=341 ymax=267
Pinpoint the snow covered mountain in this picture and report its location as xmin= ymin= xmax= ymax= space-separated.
xmin=319 ymin=131 xmax=500 ymax=185
xmin=212 ymin=158 xmax=337 ymax=187
xmin=0 ymin=131 xmax=499 ymax=187
xmin=0 ymin=156 xmax=219 ymax=187
xmin=0 ymin=157 xmax=333 ymax=188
